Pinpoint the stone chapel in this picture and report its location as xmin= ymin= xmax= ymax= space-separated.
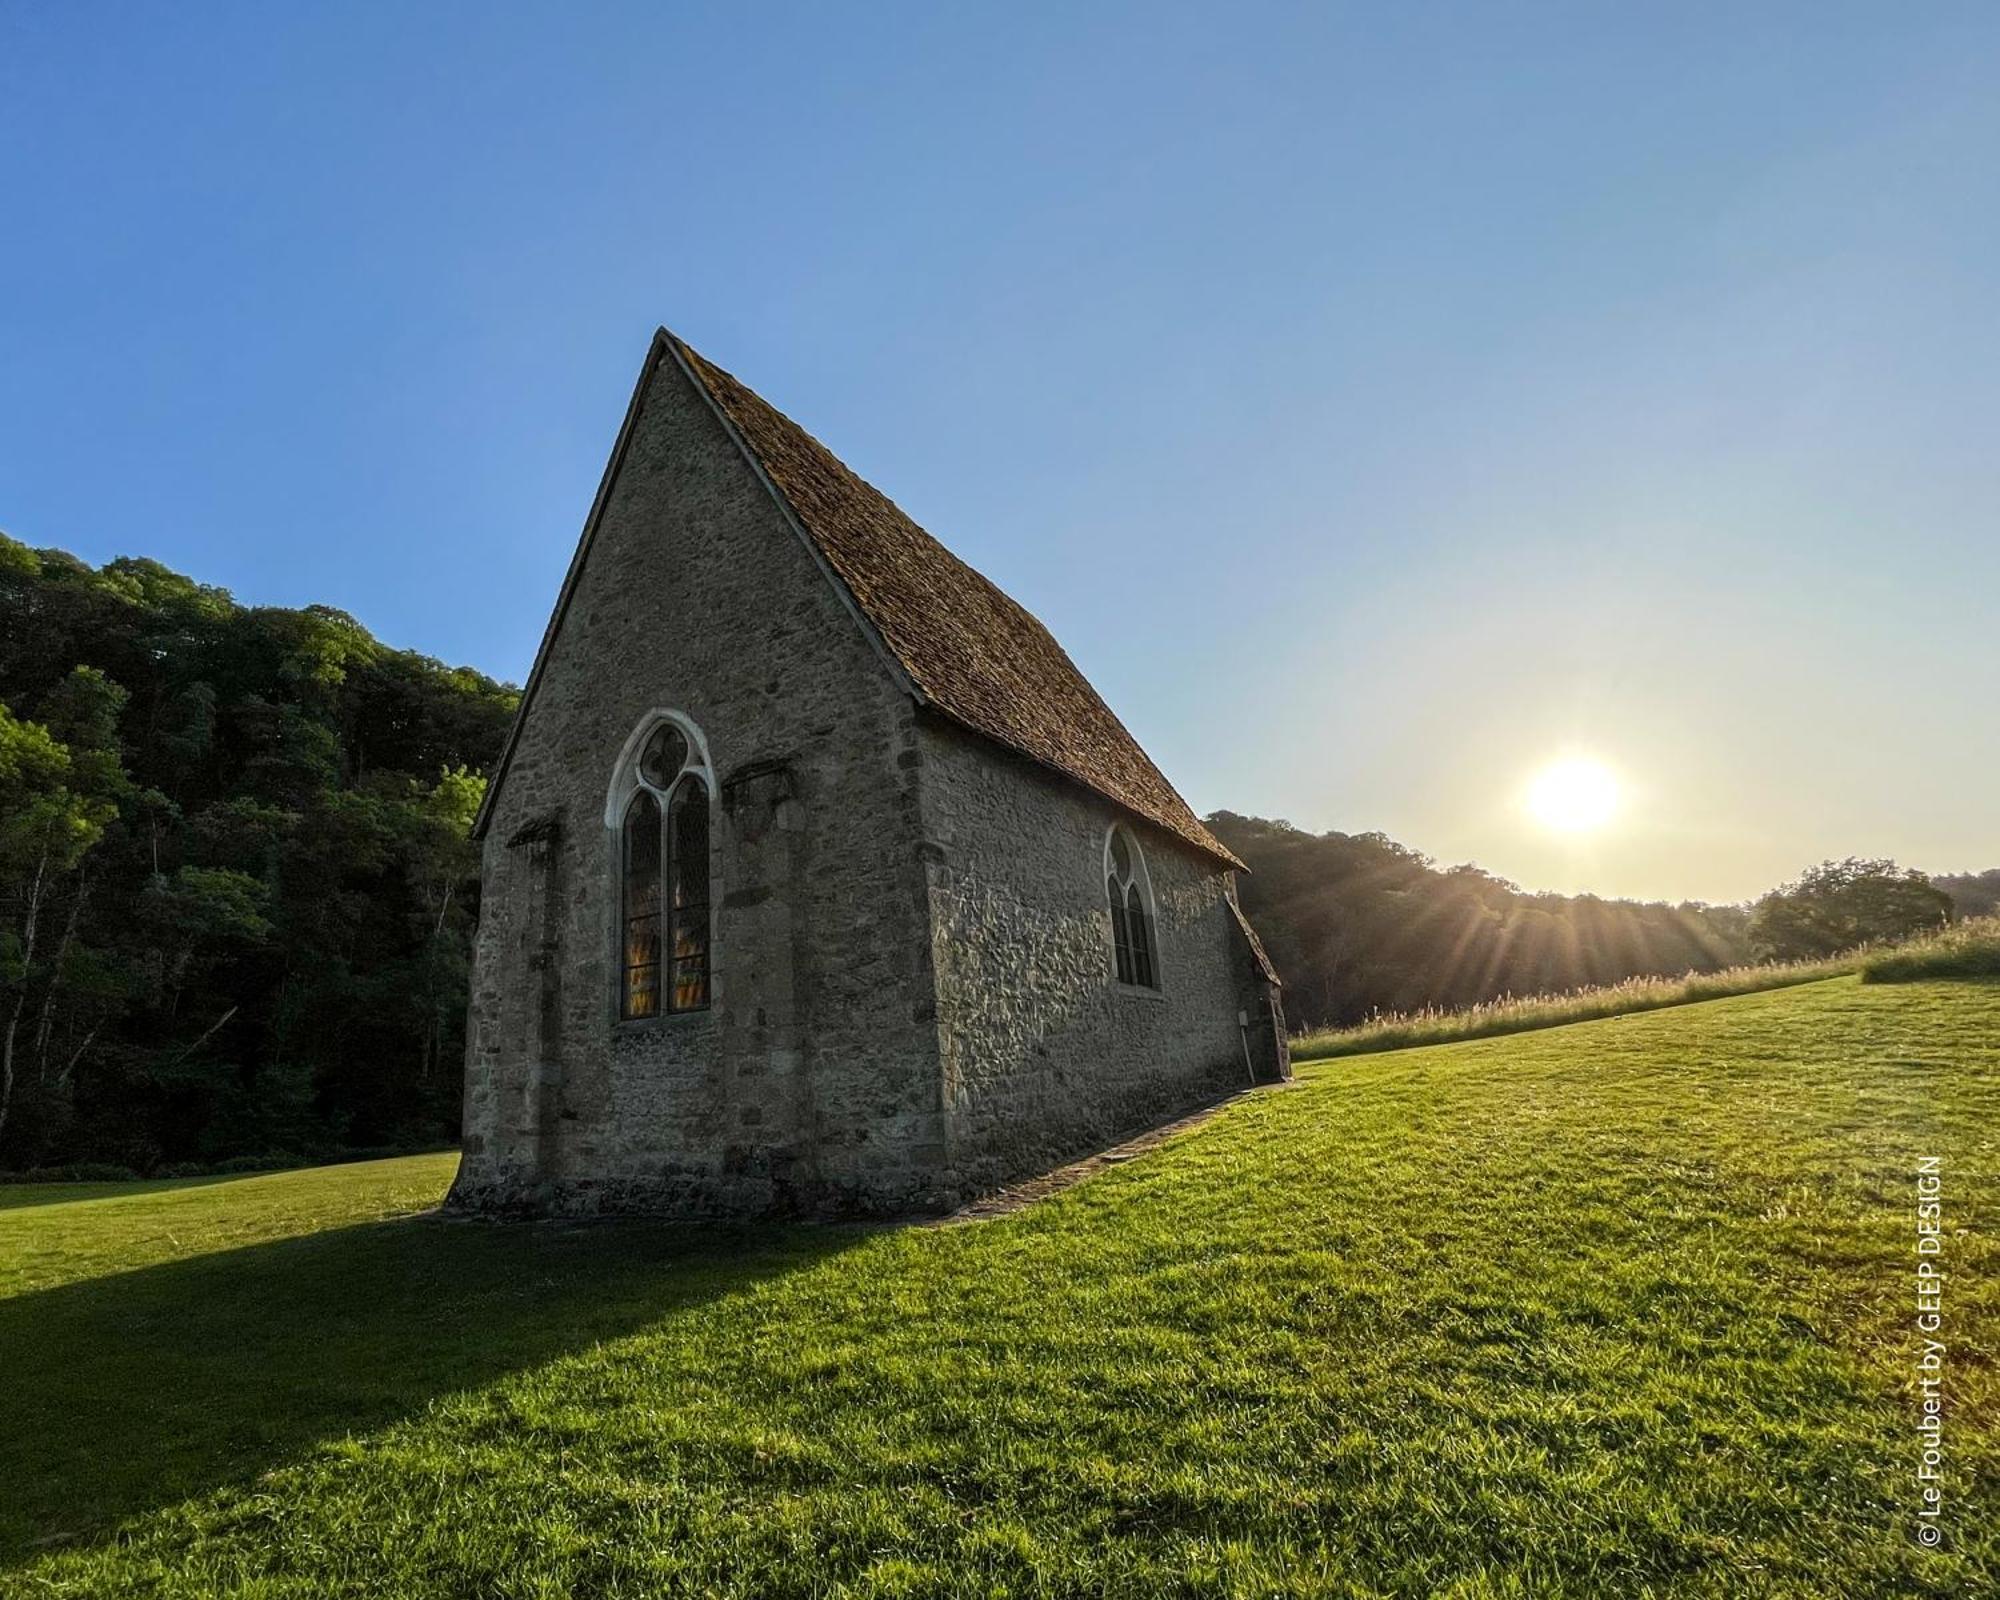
xmin=450 ymin=329 xmax=1288 ymax=1217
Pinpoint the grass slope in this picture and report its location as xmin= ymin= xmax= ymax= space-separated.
xmin=1290 ymin=959 xmax=1857 ymax=1063
xmin=3 ymin=979 xmax=1995 ymax=1598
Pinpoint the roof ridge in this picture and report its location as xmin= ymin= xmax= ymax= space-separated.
xmin=669 ymin=335 xmax=1243 ymax=870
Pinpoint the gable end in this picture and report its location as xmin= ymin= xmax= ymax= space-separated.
xmin=471 ymin=331 xmax=915 ymax=841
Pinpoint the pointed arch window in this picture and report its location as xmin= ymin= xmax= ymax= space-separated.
xmin=1105 ymin=824 xmax=1159 ymax=990
xmin=615 ymin=717 xmax=712 ymax=1018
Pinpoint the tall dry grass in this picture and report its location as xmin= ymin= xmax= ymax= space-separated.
xmin=1293 ymin=916 xmax=2000 ymax=1063
xmin=1861 ymin=915 xmax=2000 ymax=983
xmin=1291 ymin=957 xmax=1856 ymax=1063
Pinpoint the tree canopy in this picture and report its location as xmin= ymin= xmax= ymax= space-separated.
xmin=1934 ymin=869 xmax=2000 ymax=921
xmin=0 ymin=534 xmax=515 ymax=1172
xmin=1212 ymin=813 xmax=1756 ymax=1029
xmin=1748 ymin=858 xmax=1956 ymax=960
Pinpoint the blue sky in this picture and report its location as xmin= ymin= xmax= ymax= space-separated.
xmin=3 ymin=2 xmax=1995 ymax=902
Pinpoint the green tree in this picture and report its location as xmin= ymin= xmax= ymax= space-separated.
xmin=1749 ymin=858 xmax=1955 ymax=960
xmin=0 ymin=696 xmax=120 ymax=1140
xmin=0 ymin=536 xmax=514 ymax=1170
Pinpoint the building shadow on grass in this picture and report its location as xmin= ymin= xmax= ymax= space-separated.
xmin=0 ymin=1210 xmax=864 ymax=1563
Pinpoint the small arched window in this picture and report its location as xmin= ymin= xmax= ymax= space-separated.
xmin=1105 ymin=824 xmax=1159 ymax=990
xmin=614 ymin=716 xmax=712 ymax=1018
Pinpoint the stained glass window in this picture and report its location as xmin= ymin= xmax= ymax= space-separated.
xmin=668 ymin=776 xmax=711 ymax=1011
xmin=621 ymin=790 xmax=663 ymax=1018
xmin=1126 ymin=883 xmax=1156 ymax=988
xmin=1105 ymin=825 xmax=1160 ymax=991
xmin=1109 ymin=884 xmax=1134 ymax=985
xmin=617 ymin=718 xmax=711 ymax=1018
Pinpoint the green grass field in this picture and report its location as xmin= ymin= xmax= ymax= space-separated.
xmin=3 ymin=977 xmax=1994 ymax=1597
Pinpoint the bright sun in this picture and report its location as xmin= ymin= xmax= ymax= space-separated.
xmin=1526 ymin=756 xmax=1620 ymax=833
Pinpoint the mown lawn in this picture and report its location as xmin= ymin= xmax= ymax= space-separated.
xmin=2 ymin=977 xmax=1994 ymax=1597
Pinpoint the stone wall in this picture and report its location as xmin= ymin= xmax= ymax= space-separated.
xmin=915 ymin=715 xmax=1270 ymax=1196
xmin=451 ymin=348 xmax=950 ymax=1218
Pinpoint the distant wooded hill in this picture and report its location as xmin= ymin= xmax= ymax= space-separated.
xmin=0 ymin=535 xmax=515 ymax=1173
xmin=1934 ymin=870 xmax=2000 ymax=920
xmin=1207 ymin=814 xmax=1763 ymax=1029
xmin=1209 ymin=813 xmax=1990 ymax=1030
